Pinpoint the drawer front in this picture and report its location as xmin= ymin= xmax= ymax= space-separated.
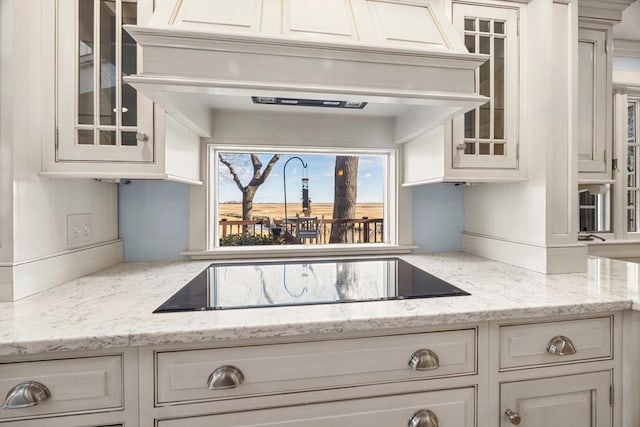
xmin=499 ymin=317 xmax=612 ymax=369
xmin=158 ymin=387 xmax=475 ymax=427
xmin=157 ymin=329 xmax=476 ymax=404
xmin=0 ymin=355 xmax=123 ymax=421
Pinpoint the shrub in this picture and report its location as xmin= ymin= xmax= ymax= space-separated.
xmin=219 ymin=233 xmax=285 ymax=246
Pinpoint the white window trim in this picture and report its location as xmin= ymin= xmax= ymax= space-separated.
xmin=183 ymin=141 xmax=416 ymax=260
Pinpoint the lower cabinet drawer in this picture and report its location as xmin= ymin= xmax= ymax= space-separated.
xmin=499 ymin=317 xmax=612 ymax=369
xmin=0 ymin=355 xmax=123 ymax=421
xmin=156 ymin=329 xmax=476 ymax=404
xmin=157 ymin=387 xmax=476 ymax=427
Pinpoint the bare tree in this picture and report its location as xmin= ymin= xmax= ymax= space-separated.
xmin=218 ymin=153 xmax=281 ymax=224
xmin=329 ymin=156 xmax=358 ymax=243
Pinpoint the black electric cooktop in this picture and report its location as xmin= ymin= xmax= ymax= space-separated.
xmin=154 ymin=258 xmax=469 ymax=313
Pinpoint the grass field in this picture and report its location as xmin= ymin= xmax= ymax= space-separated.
xmin=219 ymin=202 xmax=384 ymax=221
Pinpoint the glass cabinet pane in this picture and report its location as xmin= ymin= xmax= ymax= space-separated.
xmin=628 ymin=100 xmax=640 ymax=232
xmin=78 ymin=0 xmax=95 ymax=125
xmin=630 ymin=102 xmax=637 ymax=142
xmin=122 ymin=1 xmax=137 ymax=127
xmin=99 ymin=0 xmax=117 ymax=126
xmin=494 ymin=37 xmax=505 ymax=140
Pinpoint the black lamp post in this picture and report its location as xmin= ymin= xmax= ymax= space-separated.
xmin=283 ymin=156 xmax=308 ymax=232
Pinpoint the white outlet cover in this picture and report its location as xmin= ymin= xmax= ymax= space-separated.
xmin=67 ymin=213 xmax=92 ymax=245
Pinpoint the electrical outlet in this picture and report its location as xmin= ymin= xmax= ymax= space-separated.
xmin=67 ymin=213 xmax=92 ymax=246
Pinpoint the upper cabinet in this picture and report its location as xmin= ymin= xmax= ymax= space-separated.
xmin=43 ymin=0 xmax=202 ymax=184
xmin=578 ymin=22 xmax=613 ymax=182
xmin=451 ymin=3 xmax=519 ymax=171
xmin=403 ymin=0 xmax=524 ymax=186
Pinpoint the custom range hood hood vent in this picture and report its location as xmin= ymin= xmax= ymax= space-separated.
xmin=125 ymin=0 xmax=488 ymax=142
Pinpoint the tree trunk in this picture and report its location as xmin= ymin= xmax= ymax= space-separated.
xmin=330 ymin=156 xmax=358 ymax=243
xmin=242 ymin=186 xmax=257 ymax=233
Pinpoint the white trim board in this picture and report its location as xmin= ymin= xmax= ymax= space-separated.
xmin=462 ymin=233 xmax=588 ymax=274
xmin=0 ymin=240 xmax=124 ymax=302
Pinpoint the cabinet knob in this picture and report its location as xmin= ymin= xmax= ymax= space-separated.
xmin=505 ymin=409 xmax=521 ymax=425
xmin=408 ymin=409 xmax=439 ymax=427
xmin=136 ymin=132 xmax=149 ymax=142
xmin=3 ymin=381 xmax=51 ymax=409
xmin=408 ymin=349 xmax=440 ymax=371
xmin=456 ymin=143 xmax=466 ymax=151
xmin=546 ymin=335 xmax=577 ymax=356
xmin=207 ymin=365 xmax=244 ymax=390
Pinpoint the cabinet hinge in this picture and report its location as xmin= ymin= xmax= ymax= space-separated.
xmin=610 ymin=385 xmax=614 ymax=406
xmin=612 ymin=158 xmax=619 ymax=173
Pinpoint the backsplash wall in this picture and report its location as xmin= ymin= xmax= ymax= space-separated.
xmin=118 ymin=182 xmax=464 ymax=261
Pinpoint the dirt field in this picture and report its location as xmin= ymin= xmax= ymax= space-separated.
xmin=219 ymin=202 xmax=384 ymax=221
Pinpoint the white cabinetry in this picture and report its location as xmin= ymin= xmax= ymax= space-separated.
xmin=145 ymin=328 xmax=479 ymax=426
xmin=403 ymin=1 xmax=523 ymax=185
xmin=493 ymin=315 xmax=616 ymax=427
xmin=578 ymin=22 xmax=613 ymax=181
xmin=0 ymin=348 xmax=138 ymax=427
xmin=501 ymin=372 xmax=611 ymax=427
xmin=158 ymin=388 xmax=476 ymax=427
xmin=44 ymin=0 xmax=201 ymax=184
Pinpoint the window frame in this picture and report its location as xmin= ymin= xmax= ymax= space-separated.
xmin=206 ymin=143 xmax=399 ymax=253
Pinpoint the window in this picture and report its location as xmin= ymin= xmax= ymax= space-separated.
xmin=209 ymin=146 xmax=395 ymax=249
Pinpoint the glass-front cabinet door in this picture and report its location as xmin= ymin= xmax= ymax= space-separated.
xmin=626 ymin=98 xmax=639 ymax=232
xmin=451 ymin=3 xmax=519 ymax=170
xmin=57 ymin=0 xmax=153 ymax=162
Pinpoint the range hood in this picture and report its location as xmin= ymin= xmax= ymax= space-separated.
xmin=125 ymin=0 xmax=488 ymax=143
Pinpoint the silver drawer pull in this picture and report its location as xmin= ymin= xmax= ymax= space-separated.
xmin=546 ymin=335 xmax=577 ymax=356
xmin=3 ymin=381 xmax=51 ymax=409
xmin=408 ymin=349 xmax=439 ymax=371
xmin=409 ymin=409 xmax=439 ymax=427
xmin=207 ymin=365 xmax=244 ymax=390
xmin=505 ymin=409 xmax=521 ymax=425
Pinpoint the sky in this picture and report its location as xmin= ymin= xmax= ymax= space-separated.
xmin=217 ymin=153 xmax=385 ymax=204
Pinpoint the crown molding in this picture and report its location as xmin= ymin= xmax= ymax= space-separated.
xmin=578 ymin=0 xmax=635 ymax=22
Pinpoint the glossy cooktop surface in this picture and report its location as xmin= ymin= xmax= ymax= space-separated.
xmin=154 ymin=257 xmax=469 ymax=312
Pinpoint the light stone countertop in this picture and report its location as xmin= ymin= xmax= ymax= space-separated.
xmin=0 ymin=253 xmax=639 ymax=356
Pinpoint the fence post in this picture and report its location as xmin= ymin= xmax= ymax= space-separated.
xmin=220 ymin=218 xmax=228 ymax=238
xmin=363 ymin=217 xmax=369 ymax=243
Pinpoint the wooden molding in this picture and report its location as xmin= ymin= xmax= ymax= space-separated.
xmin=0 ymin=240 xmax=124 ymax=302
xmin=578 ymin=0 xmax=635 ymax=22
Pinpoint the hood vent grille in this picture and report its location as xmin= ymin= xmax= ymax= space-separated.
xmin=251 ymin=97 xmax=367 ymax=109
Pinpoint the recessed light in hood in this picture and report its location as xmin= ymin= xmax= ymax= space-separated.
xmin=124 ymin=0 xmax=489 ymax=142
xmin=252 ymin=97 xmax=367 ymax=109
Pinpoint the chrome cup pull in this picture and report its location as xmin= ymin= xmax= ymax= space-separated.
xmin=3 ymin=381 xmax=51 ymax=409
xmin=408 ymin=349 xmax=440 ymax=371
xmin=546 ymin=335 xmax=577 ymax=356
xmin=408 ymin=409 xmax=439 ymax=427
xmin=505 ymin=409 xmax=521 ymax=425
xmin=207 ymin=365 xmax=244 ymax=390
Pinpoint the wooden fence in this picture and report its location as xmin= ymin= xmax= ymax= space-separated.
xmin=219 ymin=217 xmax=384 ymax=244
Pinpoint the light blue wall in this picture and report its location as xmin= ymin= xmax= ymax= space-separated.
xmin=118 ymin=181 xmax=464 ymax=261
xmin=411 ymin=183 xmax=464 ymax=252
xmin=118 ymin=181 xmax=190 ymax=261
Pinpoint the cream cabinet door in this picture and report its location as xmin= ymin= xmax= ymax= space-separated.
xmin=451 ymin=3 xmax=519 ymax=170
xmin=500 ymin=371 xmax=611 ymax=427
xmin=578 ymin=25 xmax=611 ymax=179
xmin=57 ymin=0 xmax=153 ymax=162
